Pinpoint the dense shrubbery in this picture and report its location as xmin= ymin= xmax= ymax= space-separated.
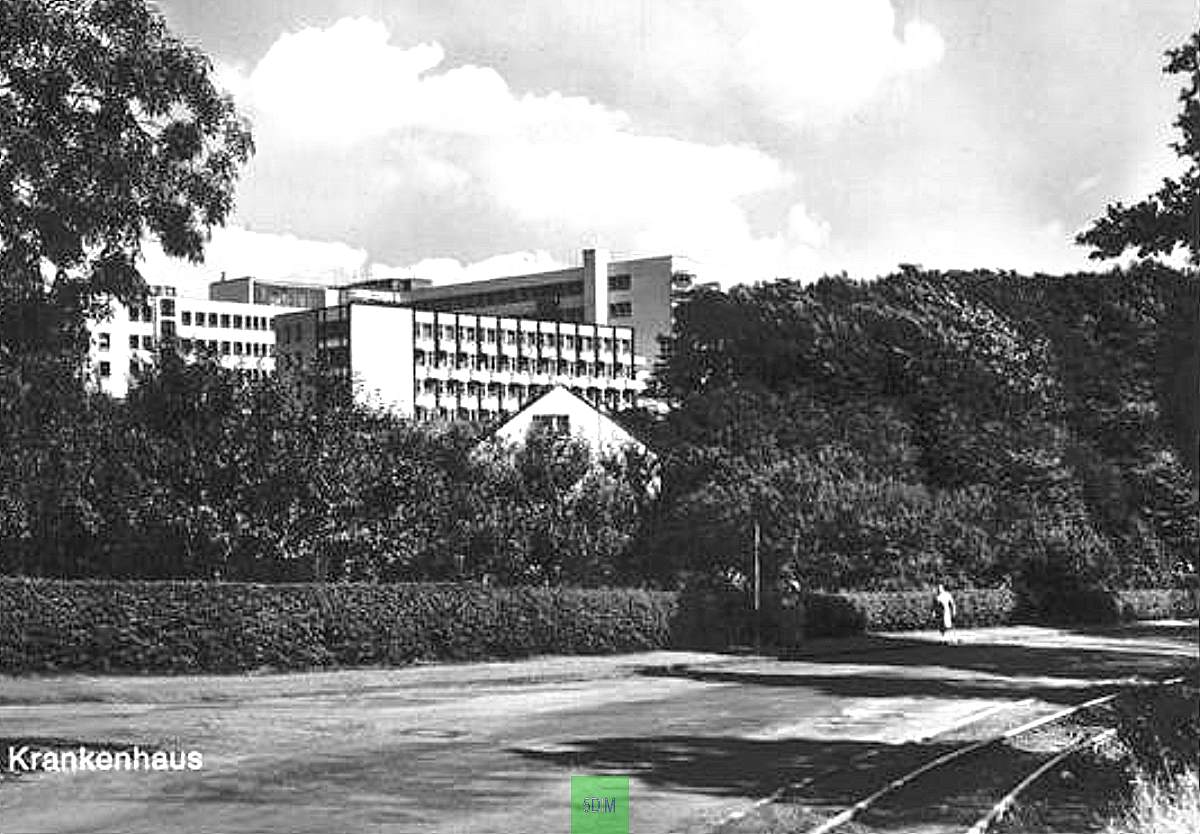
xmin=1114 ymin=588 xmax=1199 ymax=622
xmin=0 ymin=357 xmax=652 ymax=586
xmin=0 ymin=578 xmax=678 ymax=673
xmin=2 ymin=576 xmax=1190 ymax=673
xmin=799 ymin=588 xmax=1019 ymax=637
xmin=650 ymin=263 xmax=1198 ymax=604
xmin=1 ymin=265 xmax=1195 ymax=625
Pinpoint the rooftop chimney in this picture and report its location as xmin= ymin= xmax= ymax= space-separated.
xmin=582 ymin=248 xmax=609 ymax=325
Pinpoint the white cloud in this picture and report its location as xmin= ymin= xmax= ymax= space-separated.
xmin=735 ymin=2 xmax=944 ymax=124
xmin=371 ymin=250 xmax=566 ymax=285
xmin=222 ymin=16 xmax=831 ymax=286
xmin=138 ymin=227 xmax=369 ymax=297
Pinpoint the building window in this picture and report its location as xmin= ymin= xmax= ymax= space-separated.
xmin=580 ymin=336 xmax=593 ymax=351
xmin=98 ymin=361 xmax=111 ymax=378
xmin=609 ymin=301 xmax=632 ymax=317
xmin=234 ymin=342 xmax=243 ymax=356
xmin=220 ymin=314 xmax=231 ymax=328
xmin=141 ymin=335 xmax=154 ymax=350
xmin=160 ymin=298 xmax=175 ymax=317
xmin=220 ymin=341 xmax=231 ymax=355
xmin=233 ymin=315 xmax=243 ymax=329
xmin=504 ymin=330 xmax=517 ymax=344
xmin=181 ymin=311 xmax=192 ymax=326
xmin=531 ymin=414 xmax=570 ymax=435
xmin=610 ymin=274 xmax=632 ymax=291
xmin=97 ymin=332 xmax=110 ymax=351
xmin=208 ymin=313 xmax=219 ymax=327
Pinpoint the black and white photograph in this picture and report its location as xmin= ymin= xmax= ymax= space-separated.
xmin=1 ymin=1 xmax=1197 ymax=832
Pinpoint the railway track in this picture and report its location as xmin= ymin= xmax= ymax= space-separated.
xmin=707 ymin=672 xmax=1193 ymax=834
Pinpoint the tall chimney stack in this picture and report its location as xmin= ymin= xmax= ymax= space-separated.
xmin=582 ymin=248 xmax=609 ymax=325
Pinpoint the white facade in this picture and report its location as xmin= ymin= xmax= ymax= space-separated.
xmin=490 ymin=386 xmax=647 ymax=456
xmin=275 ymin=302 xmax=644 ymax=421
xmin=86 ymin=284 xmax=301 ymax=398
xmin=343 ymin=249 xmax=706 ymax=362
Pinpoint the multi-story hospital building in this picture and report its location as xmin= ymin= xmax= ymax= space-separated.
xmin=87 ymin=249 xmax=706 ymax=413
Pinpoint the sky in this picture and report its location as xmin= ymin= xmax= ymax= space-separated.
xmin=144 ymin=0 xmax=1197 ymax=294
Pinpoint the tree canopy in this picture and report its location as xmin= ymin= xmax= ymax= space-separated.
xmin=0 ymin=0 xmax=253 ymax=356
xmin=1076 ymin=33 xmax=1199 ymax=265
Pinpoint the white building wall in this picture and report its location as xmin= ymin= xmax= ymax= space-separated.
xmin=87 ymin=290 xmax=297 ymax=398
xmin=350 ymin=304 xmax=414 ymax=413
xmin=491 ymin=386 xmax=644 ymax=456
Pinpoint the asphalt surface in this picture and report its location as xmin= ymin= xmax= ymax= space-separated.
xmin=1 ymin=623 xmax=1195 ymax=834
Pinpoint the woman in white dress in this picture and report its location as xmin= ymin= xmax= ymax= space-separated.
xmin=935 ymin=584 xmax=956 ymax=638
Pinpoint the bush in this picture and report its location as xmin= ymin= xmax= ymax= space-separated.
xmin=0 ymin=578 xmax=679 ymax=674
xmin=1034 ymin=587 xmax=1123 ymax=625
xmin=670 ymin=577 xmax=754 ymax=648
xmin=798 ymin=587 xmax=1018 ymax=637
xmin=1115 ymin=588 xmax=1199 ymax=621
xmin=799 ymin=593 xmax=870 ymax=637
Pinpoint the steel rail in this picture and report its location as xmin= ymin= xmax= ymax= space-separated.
xmin=963 ymin=727 xmax=1119 ymax=834
xmin=798 ymin=674 xmax=1187 ymax=834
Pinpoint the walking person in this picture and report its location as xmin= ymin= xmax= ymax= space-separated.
xmin=935 ymin=584 xmax=957 ymax=641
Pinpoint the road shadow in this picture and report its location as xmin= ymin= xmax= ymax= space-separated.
xmin=512 ymin=731 xmax=1065 ymax=832
xmin=640 ymin=624 xmax=1198 ymax=705
xmin=515 ymin=733 xmax=895 ymax=798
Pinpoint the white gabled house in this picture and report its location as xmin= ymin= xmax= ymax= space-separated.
xmin=488 ymin=385 xmax=650 ymax=459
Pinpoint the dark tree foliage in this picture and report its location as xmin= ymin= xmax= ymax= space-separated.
xmin=1076 ymin=33 xmax=1198 ymax=265
xmin=0 ymin=0 xmax=253 ymax=357
xmin=1072 ymin=33 xmax=1199 ymax=481
xmin=651 ymin=264 xmax=1198 ymax=595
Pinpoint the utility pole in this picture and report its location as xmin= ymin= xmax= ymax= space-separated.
xmin=753 ymin=520 xmax=761 ymax=652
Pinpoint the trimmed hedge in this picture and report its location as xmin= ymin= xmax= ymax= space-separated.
xmin=2 ymin=579 xmax=1193 ymax=673
xmin=1114 ymin=588 xmax=1199 ymax=622
xmin=798 ymin=587 xmax=1198 ymax=637
xmin=800 ymin=587 xmax=1019 ymax=638
xmin=0 ymin=578 xmax=678 ymax=674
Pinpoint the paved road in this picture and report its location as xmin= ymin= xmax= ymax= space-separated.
xmin=1 ymin=623 xmax=1195 ymax=834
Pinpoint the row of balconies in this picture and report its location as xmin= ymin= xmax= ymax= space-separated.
xmin=415 ymin=366 xmax=641 ymax=389
xmin=413 ymin=390 xmax=635 ymax=411
xmin=412 ymin=343 xmax=628 ymax=362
